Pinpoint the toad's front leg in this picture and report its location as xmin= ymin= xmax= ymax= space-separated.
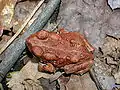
xmin=38 ymin=63 xmax=55 ymax=73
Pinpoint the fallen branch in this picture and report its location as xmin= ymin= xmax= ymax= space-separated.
xmin=0 ymin=0 xmax=61 ymax=82
xmin=0 ymin=0 xmax=45 ymax=54
xmin=89 ymin=68 xmax=103 ymax=90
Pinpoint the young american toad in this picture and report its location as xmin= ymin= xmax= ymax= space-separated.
xmin=26 ymin=29 xmax=94 ymax=74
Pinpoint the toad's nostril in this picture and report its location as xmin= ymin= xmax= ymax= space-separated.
xmin=32 ymin=46 xmax=43 ymax=57
xmin=36 ymin=30 xmax=49 ymax=40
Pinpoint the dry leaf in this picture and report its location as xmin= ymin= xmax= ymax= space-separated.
xmin=114 ymin=71 xmax=120 ymax=84
xmin=58 ymin=73 xmax=97 ymax=90
xmin=65 ymin=74 xmax=97 ymax=90
xmin=114 ymin=64 xmax=120 ymax=84
xmin=7 ymin=59 xmax=52 ymax=90
xmin=0 ymin=0 xmax=17 ymax=29
xmin=93 ymin=36 xmax=120 ymax=89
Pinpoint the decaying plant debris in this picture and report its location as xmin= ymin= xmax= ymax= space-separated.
xmin=94 ymin=35 xmax=120 ymax=89
xmin=1 ymin=0 xmax=120 ymax=90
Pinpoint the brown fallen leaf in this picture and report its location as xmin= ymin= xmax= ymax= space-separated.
xmin=114 ymin=71 xmax=120 ymax=84
xmin=7 ymin=57 xmax=64 ymax=90
xmin=0 ymin=0 xmax=17 ymax=30
xmin=58 ymin=73 xmax=97 ymax=90
xmin=7 ymin=59 xmax=52 ymax=90
xmin=39 ymin=77 xmax=59 ymax=90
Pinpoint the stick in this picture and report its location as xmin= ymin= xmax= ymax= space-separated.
xmin=0 ymin=0 xmax=61 ymax=82
xmin=89 ymin=68 xmax=103 ymax=90
xmin=0 ymin=0 xmax=45 ymax=54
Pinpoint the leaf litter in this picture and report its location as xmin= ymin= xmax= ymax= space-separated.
xmin=1 ymin=0 xmax=120 ymax=90
xmin=7 ymin=58 xmax=50 ymax=90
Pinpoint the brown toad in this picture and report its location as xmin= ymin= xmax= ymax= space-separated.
xmin=26 ymin=29 xmax=94 ymax=74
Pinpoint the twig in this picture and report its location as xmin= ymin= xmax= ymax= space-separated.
xmin=89 ymin=68 xmax=103 ymax=90
xmin=0 ymin=0 xmax=45 ymax=54
xmin=51 ymin=18 xmax=63 ymax=32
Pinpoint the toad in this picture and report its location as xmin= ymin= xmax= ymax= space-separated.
xmin=26 ymin=29 xmax=94 ymax=74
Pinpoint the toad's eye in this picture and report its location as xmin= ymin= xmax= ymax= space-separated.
xmin=36 ymin=30 xmax=49 ymax=40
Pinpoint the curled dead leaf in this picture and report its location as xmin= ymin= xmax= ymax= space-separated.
xmin=0 ymin=0 xmax=17 ymax=30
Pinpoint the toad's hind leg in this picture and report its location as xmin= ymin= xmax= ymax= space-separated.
xmin=75 ymin=67 xmax=91 ymax=75
xmin=64 ymin=60 xmax=93 ymax=74
xmin=75 ymin=60 xmax=94 ymax=75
